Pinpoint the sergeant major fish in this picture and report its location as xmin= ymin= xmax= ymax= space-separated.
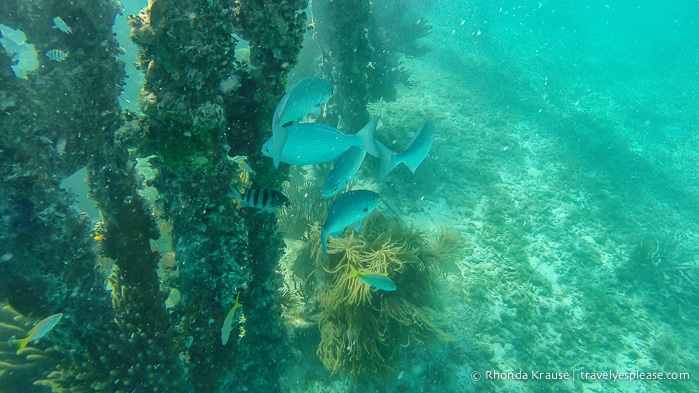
xmin=377 ymin=119 xmax=435 ymax=180
xmin=270 ymin=76 xmax=335 ymax=168
xmin=262 ymin=119 xmax=380 ymax=166
xmin=231 ymin=187 xmax=289 ymax=212
xmin=45 ymin=49 xmax=68 ymax=61
xmin=8 ymin=312 xmax=63 ymax=354
xmin=349 ymin=264 xmax=396 ymax=292
xmin=321 ymin=190 xmax=381 ymax=259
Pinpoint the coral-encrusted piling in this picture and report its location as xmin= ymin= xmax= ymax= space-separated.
xmin=312 ymin=0 xmax=372 ymax=131
xmin=130 ymin=0 xmax=309 ymax=391
xmin=1 ymin=0 xmax=186 ymax=392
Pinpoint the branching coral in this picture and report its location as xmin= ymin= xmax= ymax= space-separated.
xmin=310 ymin=214 xmax=458 ymax=378
xmin=37 ymin=270 xmax=185 ymax=393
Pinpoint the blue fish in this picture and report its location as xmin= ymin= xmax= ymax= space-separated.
xmin=322 ymin=146 xmax=366 ymax=198
xmin=270 ymin=77 xmax=335 ymax=168
xmin=377 ymin=119 xmax=435 ymax=180
xmin=45 ymin=49 xmax=68 ymax=61
xmin=321 ymin=100 xmax=383 ymax=197
xmin=349 ymin=264 xmax=396 ymax=292
xmin=52 ymin=17 xmax=72 ymax=34
xmin=321 ymin=190 xmax=381 ymax=259
xmin=262 ymin=121 xmax=379 ymax=166
xmin=278 ymin=77 xmax=334 ymax=126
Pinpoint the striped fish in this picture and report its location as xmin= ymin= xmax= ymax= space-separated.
xmin=231 ymin=187 xmax=289 ymax=211
xmin=52 ymin=17 xmax=72 ymax=34
xmin=45 ymin=49 xmax=68 ymax=61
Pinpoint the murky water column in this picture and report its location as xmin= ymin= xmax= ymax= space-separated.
xmin=312 ymin=0 xmax=371 ymax=131
xmin=130 ymin=0 xmax=308 ymax=391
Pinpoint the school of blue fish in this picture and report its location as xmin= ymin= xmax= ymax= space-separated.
xmin=261 ymin=76 xmax=435 ymax=293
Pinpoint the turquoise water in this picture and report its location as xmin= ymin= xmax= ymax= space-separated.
xmin=1 ymin=0 xmax=697 ymax=392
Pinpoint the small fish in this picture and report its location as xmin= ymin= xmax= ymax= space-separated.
xmin=270 ymin=77 xmax=334 ymax=168
xmin=221 ymin=292 xmax=243 ymax=345
xmin=9 ymin=313 xmax=63 ymax=354
xmin=238 ymin=161 xmax=255 ymax=175
xmin=231 ymin=187 xmax=289 ymax=211
xmin=322 ymin=100 xmax=382 ymax=198
xmin=230 ymin=155 xmax=256 ymax=174
xmin=52 ymin=17 xmax=72 ymax=34
xmin=349 ymin=264 xmax=396 ymax=292
xmin=377 ymin=119 xmax=435 ymax=180
xmin=262 ymin=120 xmax=379 ymax=166
xmin=45 ymin=49 xmax=68 ymax=61
xmin=321 ymin=190 xmax=381 ymax=259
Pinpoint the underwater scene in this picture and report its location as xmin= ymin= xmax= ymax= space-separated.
xmin=0 ymin=0 xmax=697 ymax=392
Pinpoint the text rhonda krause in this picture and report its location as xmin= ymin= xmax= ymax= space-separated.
xmin=485 ymin=370 xmax=690 ymax=382
xmin=486 ymin=371 xmax=570 ymax=380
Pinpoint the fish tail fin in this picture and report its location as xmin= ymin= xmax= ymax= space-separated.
xmin=402 ymin=119 xmax=435 ymax=173
xmin=375 ymin=97 xmax=383 ymax=118
xmin=348 ymin=264 xmax=359 ymax=277
xmin=377 ymin=141 xmax=399 ymax=180
xmin=14 ymin=337 xmax=29 ymax=354
xmin=357 ymin=104 xmax=381 ymax=157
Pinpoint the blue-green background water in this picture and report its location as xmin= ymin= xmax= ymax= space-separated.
xmin=371 ymin=1 xmax=699 ymax=391
xmin=3 ymin=0 xmax=698 ymax=391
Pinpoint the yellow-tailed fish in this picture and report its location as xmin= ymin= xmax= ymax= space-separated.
xmin=349 ymin=264 xmax=396 ymax=292
xmin=9 ymin=313 xmax=63 ymax=354
xmin=238 ymin=161 xmax=255 ymax=175
xmin=45 ymin=49 xmax=68 ymax=61
xmin=52 ymin=17 xmax=72 ymax=34
xmin=221 ymin=293 xmax=242 ymax=345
